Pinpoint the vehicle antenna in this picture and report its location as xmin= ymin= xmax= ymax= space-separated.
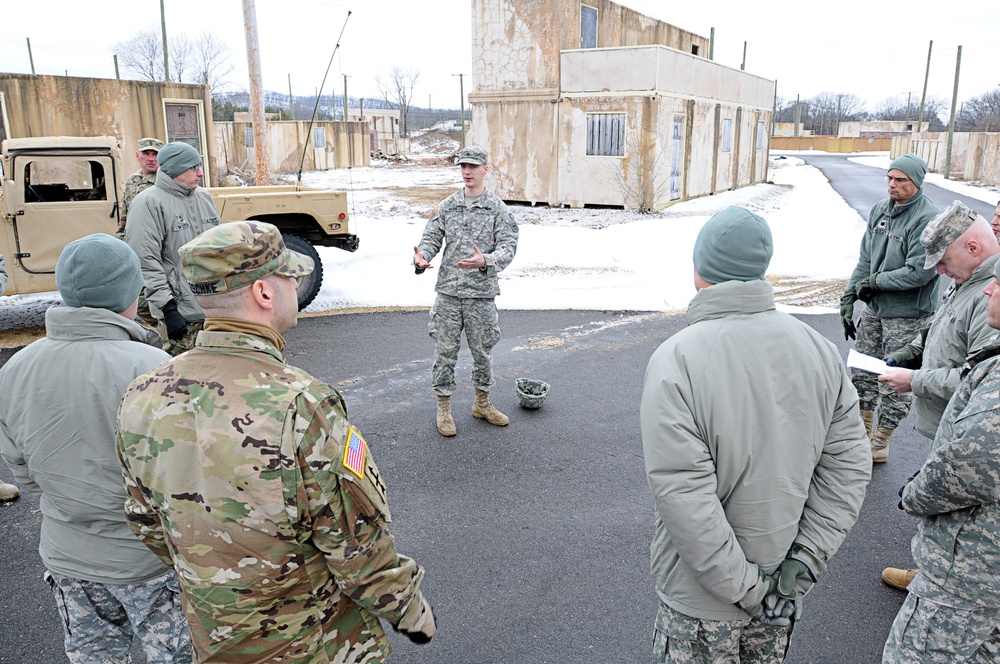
xmin=297 ymin=10 xmax=352 ymax=184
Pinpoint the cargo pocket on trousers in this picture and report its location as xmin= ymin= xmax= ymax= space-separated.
xmin=653 ymin=603 xmax=699 ymax=662
xmin=44 ymin=571 xmax=73 ymax=637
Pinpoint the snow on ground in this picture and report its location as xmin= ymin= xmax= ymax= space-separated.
xmin=294 ymin=153 xmax=864 ymax=315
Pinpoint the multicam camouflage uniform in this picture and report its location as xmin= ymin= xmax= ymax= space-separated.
xmin=116 ymin=324 xmax=429 ymax=662
xmin=118 ymin=171 xmax=156 ymax=235
xmin=884 ymin=342 xmax=1000 ymax=661
xmin=417 ymin=188 xmax=518 ymax=396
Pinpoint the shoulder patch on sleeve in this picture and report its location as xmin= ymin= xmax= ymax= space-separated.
xmin=342 ymin=427 xmax=367 ymax=478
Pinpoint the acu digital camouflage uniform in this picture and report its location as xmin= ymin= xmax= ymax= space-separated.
xmin=416 ymin=171 xmax=519 ymax=396
xmin=116 ymin=221 xmax=431 ymax=663
xmin=884 ymin=340 xmax=1000 ymax=661
xmin=654 ymin=603 xmax=790 ymax=663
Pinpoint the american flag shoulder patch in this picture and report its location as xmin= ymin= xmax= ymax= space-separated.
xmin=342 ymin=427 xmax=367 ymax=478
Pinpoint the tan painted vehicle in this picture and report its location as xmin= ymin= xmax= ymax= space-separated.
xmin=0 ymin=136 xmax=357 ymax=309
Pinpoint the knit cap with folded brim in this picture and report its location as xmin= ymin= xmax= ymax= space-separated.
xmin=56 ymin=233 xmax=144 ymax=312
xmin=692 ymin=206 xmax=773 ymax=284
xmin=157 ymin=141 xmax=202 ymax=178
xmin=889 ymin=153 xmax=927 ymax=189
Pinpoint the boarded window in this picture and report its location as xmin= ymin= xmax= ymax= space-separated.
xmin=756 ymin=121 xmax=766 ymax=150
xmin=581 ymin=4 xmax=597 ymax=49
xmin=721 ymin=118 xmax=733 ymax=153
xmin=313 ymin=127 xmax=327 ymax=148
xmin=244 ymin=128 xmax=254 ymax=148
xmin=587 ymin=113 xmax=625 ymax=156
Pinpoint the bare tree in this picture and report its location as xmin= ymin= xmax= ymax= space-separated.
xmin=115 ymin=27 xmax=232 ymax=90
xmin=376 ymin=66 xmax=420 ymax=136
xmin=191 ymin=33 xmax=234 ymax=93
xmin=961 ymin=88 xmax=1000 ymax=132
xmin=609 ymin=128 xmax=668 ymax=213
xmin=114 ymin=29 xmax=163 ymax=81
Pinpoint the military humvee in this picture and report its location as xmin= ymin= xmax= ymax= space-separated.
xmin=0 ymin=136 xmax=358 ymax=310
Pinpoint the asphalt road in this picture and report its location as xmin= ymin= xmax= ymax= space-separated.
xmin=0 ymin=154 xmax=970 ymax=662
xmin=0 ymin=309 xmax=927 ymax=663
xmin=791 ymin=152 xmax=997 ymax=222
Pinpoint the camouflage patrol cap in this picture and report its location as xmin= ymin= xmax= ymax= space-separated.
xmin=456 ymin=145 xmax=489 ymax=166
xmin=179 ymin=221 xmax=313 ymax=295
xmin=137 ymin=137 xmax=163 ymax=152
xmin=921 ymin=200 xmax=980 ymax=268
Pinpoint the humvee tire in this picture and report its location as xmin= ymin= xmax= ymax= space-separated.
xmin=282 ymin=234 xmax=323 ymax=311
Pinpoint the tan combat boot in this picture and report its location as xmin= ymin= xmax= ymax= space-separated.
xmin=0 ymin=481 xmax=20 ymax=502
xmin=436 ymin=395 xmax=457 ymax=437
xmin=871 ymin=426 xmax=893 ymax=463
xmin=860 ymin=410 xmax=875 ymax=439
xmin=473 ymin=388 xmax=509 ymax=426
xmin=881 ymin=567 xmax=917 ymax=590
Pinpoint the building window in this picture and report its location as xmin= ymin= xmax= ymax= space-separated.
xmin=244 ymin=128 xmax=254 ymax=148
xmin=581 ymin=4 xmax=597 ymax=49
xmin=756 ymin=121 xmax=766 ymax=150
xmin=691 ymin=44 xmax=699 ymax=56
xmin=721 ymin=118 xmax=733 ymax=153
xmin=313 ymin=127 xmax=326 ymax=148
xmin=587 ymin=113 xmax=625 ymax=156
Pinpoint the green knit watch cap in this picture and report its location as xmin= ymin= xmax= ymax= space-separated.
xmin=921 ymin=200 xmax=979 ymax=268
xmin=888 ymin=153 xmax=927 ymax=188
xmin=180 ymin=221 xmax=314 ymax=295
xmin=56 ymin=233 xmax=143 ymax=312
xmin=692 ymin=206 xmax=773 ymax=284
xmin=158 ymin=141 xmax=202 ymax=177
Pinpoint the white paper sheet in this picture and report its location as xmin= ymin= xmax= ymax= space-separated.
xmin=847 ymin=348 xmax=888 ymax=375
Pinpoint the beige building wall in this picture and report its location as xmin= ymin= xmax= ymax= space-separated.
xmin=0 ymin=73 xmax=215 ymax=182
xmin=893 ymin=132 xmax=1000 ymax=186
xmin=838 ymin=120 xmax=928 ymax=137
xmin=469 ymin=0 xmax=771 ymax=210
xmin=214 ymin=121 xmax=369 ymax=176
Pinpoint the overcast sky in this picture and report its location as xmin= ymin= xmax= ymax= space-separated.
xmin=1 ymin=1 xmax=997 ymax=114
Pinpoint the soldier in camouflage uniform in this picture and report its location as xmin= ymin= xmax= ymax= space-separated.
xmin=118 ymin=137 xmax=163 ymax=236
xmin=117 ymin=221 xmax=436 ymax=662
xmin=119 ymin=137 xmax=163 ymax=328
xmin=414 ymin=146 xmax=519 ymax=437
xmin=883 ymin=257 xmax=1000 ymax=661
xmin=878 ymin=202 xmax=1000 ymax=592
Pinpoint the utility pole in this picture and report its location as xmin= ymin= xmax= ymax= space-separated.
xmin=288 ymin=74 xmax=294 ymax=120
xmin=452 ymin=73 xmax=466 ymax=148
xmin=113 ymin=55 xmax=120 ymax=80
xmin=26 ymin=38 xmax=35 ymax=74
xmin=343 ymin=74 xmax=349 ymax=121
xmin=945 ymin=45 xmax=962 ymax=180
xmin=740 ymin=41 xmax=746 ymax=71
xmin=917 ymin=40 xmax=932 ymax=129
xmin=709 ymin=28 xmax=714 ymax=60
xmin=160 ymin=0 xmax=170 ymax=82
xmin=794 ymin=94 xmax=801 ymax=137
xmin=836 ymin=94 xmax=843 ymax=137
xmin=242 ymin=0 xmax=270 ymax=185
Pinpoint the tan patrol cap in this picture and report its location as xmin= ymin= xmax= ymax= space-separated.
xmin=137 ymin=137 xmax=164 ymax=152
xmin=921 ymin=200 xmax=980 ymax=268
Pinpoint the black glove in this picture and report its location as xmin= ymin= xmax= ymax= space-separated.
xmin=885 ymin=343 xmax=923 ymax=370
xmin=855 ymin=274 xmax=879 ymax=303
xmin=898 ymin=470 xmax=920 ymax=510
xmin=161 ymin=300 xmax=188 ymax=341
xmin=395 ymin=596 xmax=436 ymax=645
xmin=840 ymin=293 xmax=857 ymax=341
